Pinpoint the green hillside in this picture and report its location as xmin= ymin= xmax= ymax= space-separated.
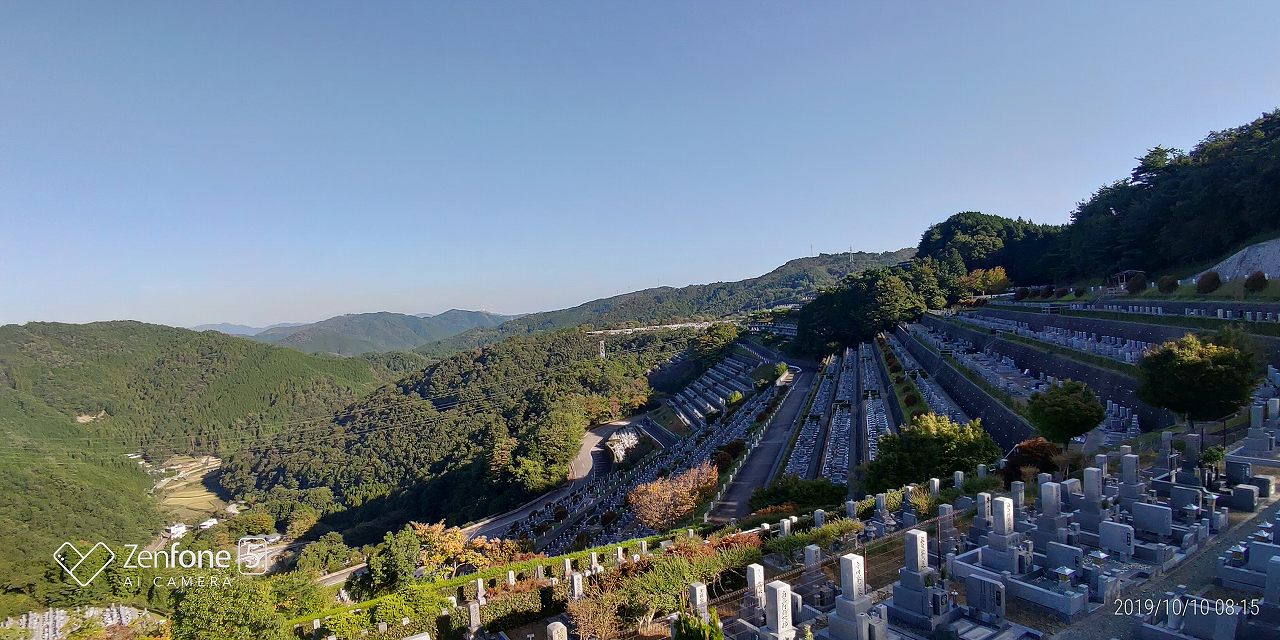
xmin=0 ymin=321 xmax=393 ymax=616
xmin=252 ymin=310 xmax=517 ymax=355
xmin=415 ymin=249 xmax=915 ymax=357
xmin=220 ymin=327 xmax=713 ymax=543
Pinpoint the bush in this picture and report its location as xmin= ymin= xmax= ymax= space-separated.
xmin=1157 ymin=275 xmax=1179 ymax=293
xmin=1197 ymin=271 xmax=1222 ymax=294
xmin=1125 ymin=272 xmax=1148 ymax=294
xmin=1073 ymin=286 xmax=1086 ymax=297
xmin=904 ymin=394 xmax=920 ymax=407
xmin=888 ymin=363 xmax=903 ymax=374
xmin=1054 ymin=287 xmax=1069 ymax=298
xmin=1245 ymin=271 xmax=1268 ymax=293
xmin=748 ymin=476 xmax=846 ymax=512
xmin=1013 ymin=287 xmax=1030 ymax=301
xmin=1039 ymin=285 xmax=1055 ymax=298
xmin=1000 ymin=437 xmax=1059 ymax=484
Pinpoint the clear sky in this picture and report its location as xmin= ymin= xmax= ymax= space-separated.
xmin=3 ymin=2 xmax=1279 ymax=327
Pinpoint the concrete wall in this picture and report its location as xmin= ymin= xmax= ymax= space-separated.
xmin=894 ymin=326 xmax=1033 ymax=451
xmin=921 ymin=315 xmax=1175 ymax=431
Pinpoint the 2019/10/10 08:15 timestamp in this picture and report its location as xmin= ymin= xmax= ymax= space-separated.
xmin=1113 ymin=598 xmax=1261 ymax=617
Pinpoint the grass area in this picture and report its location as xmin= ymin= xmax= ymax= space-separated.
xmin=648 ymin=404 xmax=690 ymax=437
xmin=155 ymin=455 xmax=228 ymax=524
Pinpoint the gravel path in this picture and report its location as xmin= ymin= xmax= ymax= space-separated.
xmin=1050 ymin=493 xmax=1280 ymax=639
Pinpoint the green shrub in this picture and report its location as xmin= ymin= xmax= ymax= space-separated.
xmin=764 ymin=518 xmax=863 ymax=556
xmin=1073 ymin=286 xmax=1086 ymax=297
xmin=1039 ymin=285 xmax=1055 ymax=298
xmin=1245 ymin=271 xmax=1268 ymax=293
xmin=1157 ymin=275 xmax=1179 ymax=293
xmin=673 ymin=611 xmax=724 ymax=640
xmin=1054 ymin=287 xmax=1069 ymax=298
xmin=1013 ymin=287 xmax=1030 ymax=301
xmin=1125 ymin=273 xmax=1148 ymax=294
xmin=749 ymin=476 xmax=846 ymax=512
xmin=1197 ymin=271 xmax=1222 ymax=294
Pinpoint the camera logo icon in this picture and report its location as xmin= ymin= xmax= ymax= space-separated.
xmin=237 ymin=536 xmax=270 ymax=575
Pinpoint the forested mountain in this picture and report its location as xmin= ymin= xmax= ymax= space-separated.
xmin=0 ymin=322 xmax=393 ymax=616
xmin=191 ymin=322 xmax=267 ymax=335
xmin=917 ymin=109 xmax=1280 ymax=284
xmin=797 ymin=108 xmax=1280 ymax=354
xmin=221 ymin=328 xmax=708 ymax=542
xmin=415 ymin=249 xmax=915 ymax=358
xmin=251 ymin=309 xmax=518 ymax=355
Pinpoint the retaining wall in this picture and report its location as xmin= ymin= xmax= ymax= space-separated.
xmin=921 ymin=315 xmax=1175 ymax=431
xmin=893 ymin=326 xmax=1033 ymax=451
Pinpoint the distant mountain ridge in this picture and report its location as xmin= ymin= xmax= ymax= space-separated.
xmin=416 ymin=249 xmax=916 ymax=356
xmin=251 ymin=309 xmax=519 ymax=355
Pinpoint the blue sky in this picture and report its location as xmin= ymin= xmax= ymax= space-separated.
xmin=3 ymin=2 xmax=1279 ymax=327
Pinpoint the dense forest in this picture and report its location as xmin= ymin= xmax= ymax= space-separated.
xmin=414 ymin=250 xmax=915 ymax=357
xmin=796 ymin=109 xmax=1280 ymax=353
xmin=916 ymin=109 xmax=1280 ymax=284
xmin=0 ymin=322 xmax=395 ymax=617
xmin=220 ymin=328 xmax=711 ymax=542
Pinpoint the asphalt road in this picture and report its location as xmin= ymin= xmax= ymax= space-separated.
xmin=710 ymin=368 xmax=815 ymax=521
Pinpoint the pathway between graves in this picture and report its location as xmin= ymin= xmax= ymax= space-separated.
xmin=1050 ymin=493 xmax=1280 ymax=639
xmin=711 ymin=368 xmax=816 ymax=521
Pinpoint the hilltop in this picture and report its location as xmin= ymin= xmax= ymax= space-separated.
xmin=251 ymin=309 xmax=519 ymax=355
xmin=416 ymin=249 xmax=916 ymax=357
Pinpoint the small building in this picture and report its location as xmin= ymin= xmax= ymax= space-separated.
xmin=198 ymin=518 xmax=218 ymax=530
xmin=164 ymin=523 xmax=188 ymax=539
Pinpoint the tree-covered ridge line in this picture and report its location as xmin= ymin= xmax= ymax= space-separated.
xmin=414 ymin=249 xmax=915 ymax=358
xmin=793 ymin=109 xmax=1280 ymax=355
xmin=915 ymin=109 xmax=1280 ymax=285
xmin=219 ymin=327 xmax=724 ymax=544
xmin=251 ymin=309 xmax=520 ymax=356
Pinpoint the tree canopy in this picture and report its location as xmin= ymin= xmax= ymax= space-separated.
xmin=862 ymin=413 xmax=1002 ymax=494
xmin=1025 ymin=380 xmax=1106 ymax=447
xmin=1137 ymin=328 xmax=1263 ymax=423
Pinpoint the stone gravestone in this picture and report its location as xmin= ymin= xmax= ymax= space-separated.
xmin=814 ymin=509 xmax=826 ymax=527
xmin=740 ymin=563 xmax=766 ymax=624
xmin=474 ymin=578 xmax=486 ymax=605
xmin=1099 ymin=520 xmax=1135 ymax=558
xmin=764 ymin=580 xmax=797 ymax=640
xmin=547 ymin=621 xmax=568 ymax=640
xmin=965 ymin=574 xmax=1005 ymax=622
xmin=804 ymin=545 xmax=822 ymax=571
xmin=689 ymin=582 xmax=709 ymax=623
xmin=825 ymin=554 xmax=872 ymax=640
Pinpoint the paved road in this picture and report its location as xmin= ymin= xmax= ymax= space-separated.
xmin=710 ymin=368 xmax=815 ymax=521
xmin=466 ymin=419 xmax=640 ymax=540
